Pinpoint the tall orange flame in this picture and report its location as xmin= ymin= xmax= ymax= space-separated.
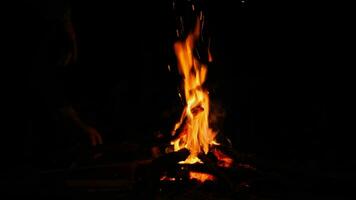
xmin=171 ymin=18 xmax=217 ymax=164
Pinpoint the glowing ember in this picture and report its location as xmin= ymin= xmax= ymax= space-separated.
xmin=160 ymin=176 xmax=176 ymax=181
xmin=170 ymin=17 xmax=217 ymax=164
xmin=212 ymin=149 xmax=234 ymax=168
xmin=189 ymin=171 xmax=215 ymax=183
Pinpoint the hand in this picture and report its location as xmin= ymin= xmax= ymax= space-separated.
xmin=85 ymin=127 xmax=103 ymax=146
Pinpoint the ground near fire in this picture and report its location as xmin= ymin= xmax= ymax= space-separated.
xmin=2 ymin=0 xmax=353 ymax=199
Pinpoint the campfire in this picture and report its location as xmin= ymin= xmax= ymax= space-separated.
xmin=135 ymin=2 xmax=257 ymax=199
xmin=163 ymin=17 xmax=233 ymax=183
xmin=150 ymin=1 xmax=242 ymax=187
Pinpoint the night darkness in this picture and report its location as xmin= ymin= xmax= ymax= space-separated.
xmin=2 ymin=0 xmax=353 ymax=198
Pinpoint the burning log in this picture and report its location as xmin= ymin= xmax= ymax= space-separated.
xmin=198 ymin=153 xmax=235 ymax=190
xmin=133 ymin=149 xmax=191 ymax=199
xmin=153 ymin=149 xmax=190 ymax=168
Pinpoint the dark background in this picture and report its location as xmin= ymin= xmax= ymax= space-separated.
xmin=3 ymin=0 xmax=354 ymax=197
